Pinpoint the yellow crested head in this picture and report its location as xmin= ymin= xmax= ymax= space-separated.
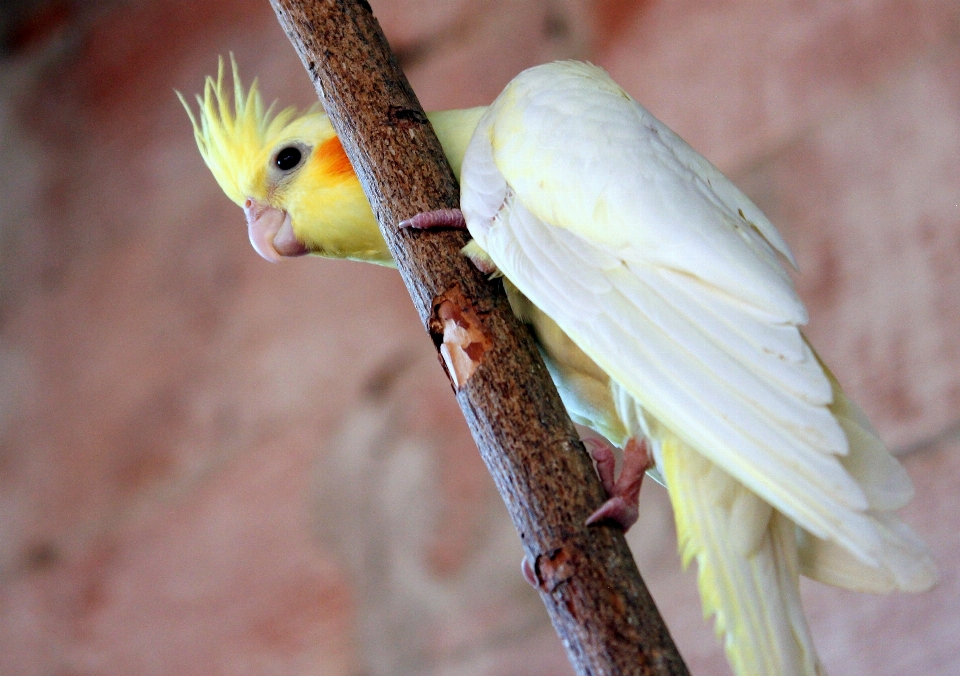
xmin=179 ymin=58 xmax=485 ymax=266
xmin=178 ymin=55 xmax=318 ymax=206
xmin=179 ymin=56 xmax=396 ymax=264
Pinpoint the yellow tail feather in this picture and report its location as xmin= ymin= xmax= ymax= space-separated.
xmin=661 ymin=434 xmax=825 ymax=676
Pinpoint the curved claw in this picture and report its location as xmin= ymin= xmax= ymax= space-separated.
xmin=585 ymin=437 xmax=651 ymax=532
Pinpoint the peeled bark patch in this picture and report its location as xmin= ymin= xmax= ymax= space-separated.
xmin=431 ymin=287 xmax=491 ymax=389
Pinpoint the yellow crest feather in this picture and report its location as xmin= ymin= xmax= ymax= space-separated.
xmin=177 ymin=55 xmax=314 ymax=206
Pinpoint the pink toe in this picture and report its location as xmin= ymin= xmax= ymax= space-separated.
xmin=521 ymin=556 xmax=538 ymax=587
xmin=584 ymin=438 xmax=617 ymax=492
xmin=399 ymin=208 xmax=466 ymax=230
xmin=586 ymin=497 xmax=639 ymax=531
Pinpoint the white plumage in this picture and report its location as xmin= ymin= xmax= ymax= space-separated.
xmin=460 ymin=61 xmax=936 ymax=675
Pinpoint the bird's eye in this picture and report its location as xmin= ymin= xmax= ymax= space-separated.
xmin=275 ymin=146 xmax=302 ymax=171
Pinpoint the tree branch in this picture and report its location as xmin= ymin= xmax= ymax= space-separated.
xmin=268 ymin=1 xmax=690 ymax=673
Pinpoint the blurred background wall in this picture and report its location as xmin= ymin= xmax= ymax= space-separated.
xmin=1 ymin=1 xmax=958 ymax=674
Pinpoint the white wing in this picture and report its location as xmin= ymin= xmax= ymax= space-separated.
xmin=460 ymin=61 xmax=889 ymax=564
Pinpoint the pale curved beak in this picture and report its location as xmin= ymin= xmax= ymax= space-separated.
xmin=244 ymin=199 xmax=308 ymax=262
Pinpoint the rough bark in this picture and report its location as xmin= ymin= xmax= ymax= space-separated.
xmin=268 ymin=1 xmax=691 ymax=673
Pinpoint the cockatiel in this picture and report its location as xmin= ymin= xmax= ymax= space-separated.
xmin=181 ymin=58 xmax=937 ymax=676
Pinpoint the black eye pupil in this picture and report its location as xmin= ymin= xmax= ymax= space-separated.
xmin=276 ymin=147 xmax=302 ymax=171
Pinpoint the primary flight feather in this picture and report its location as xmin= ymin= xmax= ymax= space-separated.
xmin=182 ymin=57 xmax=936 ymax=676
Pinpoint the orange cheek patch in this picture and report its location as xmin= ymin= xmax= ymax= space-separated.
xmin=318 ymin=136 xmax=354 ymax=177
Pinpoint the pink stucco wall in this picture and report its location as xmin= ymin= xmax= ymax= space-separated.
xmin=1 ymin=1 xmax=957 ymax=674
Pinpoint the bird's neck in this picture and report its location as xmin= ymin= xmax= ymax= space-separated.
xmin=297 ymin=107 xmax=488 ymax=267
xmin=426 ymin=107 xmax=488 ymax=180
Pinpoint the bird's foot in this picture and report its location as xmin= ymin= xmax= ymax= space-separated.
xmin=400 ymin=208 xmax=498 ymax=275
xmin=585 ymin=437 xmax=651 ymax=532
xmin=399 ymin=208 xmax=466 ymax=230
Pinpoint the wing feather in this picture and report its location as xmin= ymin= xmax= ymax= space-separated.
xmin=484 ymin=62 xmax=802 ymax=322
xmin=483 ymin=195 xmax=883 ymax=558
xmin=461 ymin=61 xmax=892 ymax=565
